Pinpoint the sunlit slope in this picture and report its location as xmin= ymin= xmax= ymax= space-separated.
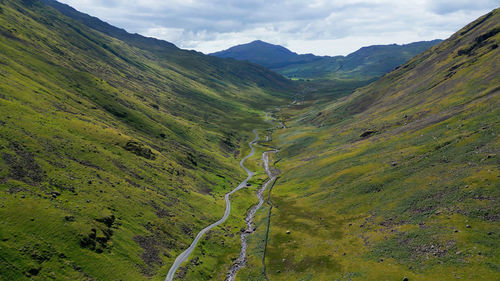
xmin=0 ymin=0 xmax=293 ymax=280
xmin=265 ymin=9 xmax=499 ymax=281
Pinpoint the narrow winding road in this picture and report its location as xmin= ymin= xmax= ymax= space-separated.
xmin=165 ymin=130 xmax=259 ymax=281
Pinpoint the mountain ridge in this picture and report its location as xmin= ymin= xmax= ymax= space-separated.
xmin=40 ymin=0 xmax=179 ymax=51
xmin=211 ymin=40 xmax=322 ymax=69
xmin=211 ymin=39 xmax=442 ymax=80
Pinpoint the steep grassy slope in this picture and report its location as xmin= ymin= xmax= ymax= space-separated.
xmin=0 ymin=1 xmax=293 ymax=280
xmin=257 ymin=9 xmax=499 ymax=281
xmin=211 ymin=40 xmax=441 ymax=81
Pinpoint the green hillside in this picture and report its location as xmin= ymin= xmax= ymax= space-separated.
xmin=1 ymin=1 xmax=499 ymax=281
xmin=242 ymin=9 xmax=499 ymax=281
xmin=0 ymin=1 xmax=294 ymax=280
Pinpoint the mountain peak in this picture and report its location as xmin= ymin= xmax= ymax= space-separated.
xmin=250 ymin=39 xmax=268 ymax=44
xmin=210 ymin=40 xmax=318 ymax=68
xmin=211 ymin=39 xmax=442 ymax=79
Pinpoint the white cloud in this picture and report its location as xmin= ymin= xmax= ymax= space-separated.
xmin=425 ymin=0 xmax=499 ymax=14
xmin=143 ymin=27 xmax=185 ymax=43
xmin=56 ymin=0 xmax=500 ymax=56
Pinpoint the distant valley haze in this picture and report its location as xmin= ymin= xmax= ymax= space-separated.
xmin=56 ymin=0 xmax=499 ymax=56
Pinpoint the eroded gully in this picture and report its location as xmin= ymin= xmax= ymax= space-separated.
xmin=226 ymin=112 xmax=278 ymax=281
xmin=226 ymin=148 xmax=278 ymax=281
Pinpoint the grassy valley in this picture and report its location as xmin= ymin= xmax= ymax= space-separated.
xmin=0 ymin=1 xmax=499 ymax=281
xmin=212 ymin=40 xmax=443 ymax=113
xmin=0 ymin=0 xmax=294 ymax=280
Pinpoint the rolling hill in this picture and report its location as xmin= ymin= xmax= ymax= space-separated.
xmin=211 ymin=39 xmax=442 ymax=80
xmin=0 ymin=0 xmax=294 ymax=280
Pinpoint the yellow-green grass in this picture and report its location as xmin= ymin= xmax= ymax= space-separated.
xmin=0 ymin=1 xmax=293 ymax=280
xmin=264 ymin=9 xmax=500 ymax=281
xmin=178 ymin=129 xmax=274 ymax=280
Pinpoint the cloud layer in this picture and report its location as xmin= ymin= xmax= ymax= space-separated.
xmin=57 ymin=0 xmax=499 ymax=55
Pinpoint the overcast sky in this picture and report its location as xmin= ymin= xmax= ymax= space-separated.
xmin=57 ymin=0 xmax=499 ymax=56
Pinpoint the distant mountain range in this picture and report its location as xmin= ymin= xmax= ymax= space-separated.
xmin=211 ymin=39 xmax=442 ymax=80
